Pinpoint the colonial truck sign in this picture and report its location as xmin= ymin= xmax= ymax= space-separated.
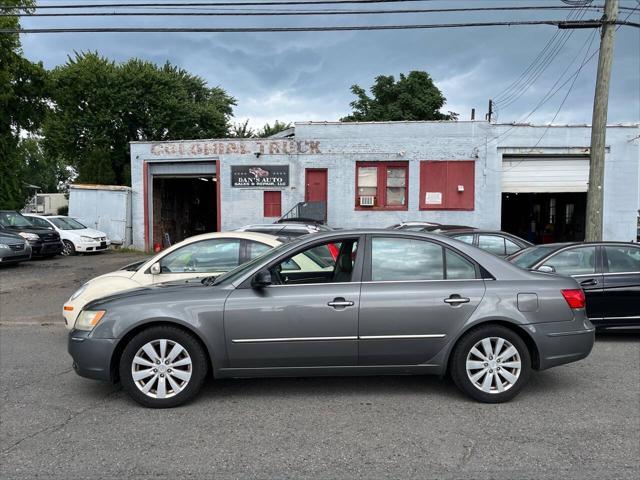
xmin=231 ymin=165 xmax=290 ymax=187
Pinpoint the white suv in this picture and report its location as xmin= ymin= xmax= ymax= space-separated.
xmin=24 ymin=214 xmax=110 ymax=256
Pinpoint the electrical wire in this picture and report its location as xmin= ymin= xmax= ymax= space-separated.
xmin=1 ymin=0 xmax=439 ymax=9
xmin=3 ymin=5 xmax=619 ymax=18
xmin=3 ymin=19 xmax=638 ymax=34
xmin=493 ymin=5 xmax=588 ymax=111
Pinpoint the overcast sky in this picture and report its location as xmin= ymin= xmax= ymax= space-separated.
xmin=20 ymin=0 xmax=640 ymax=129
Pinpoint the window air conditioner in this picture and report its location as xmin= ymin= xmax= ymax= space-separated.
xmin=359 ymin=196 xmax=375 ymax=207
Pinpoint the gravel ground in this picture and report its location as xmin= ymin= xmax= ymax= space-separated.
xmin=0 ymin=254 xmax=638 ymax=479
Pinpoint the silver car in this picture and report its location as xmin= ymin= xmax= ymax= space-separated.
xmin=69 ymin=230 xmax=595 ymax=408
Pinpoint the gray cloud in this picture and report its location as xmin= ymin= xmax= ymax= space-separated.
xmin=20 ymin=0 xmax=640 ymax=128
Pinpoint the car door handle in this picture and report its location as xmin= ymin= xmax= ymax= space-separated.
xmin=580 ymin=279 xmax=598 ymax=286
xmin=327 ymin=297 xmax=355 ymax=308
xmin=444 ymin=295 xmax=470 ymax=305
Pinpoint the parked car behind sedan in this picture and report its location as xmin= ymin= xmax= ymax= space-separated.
xmin=0 ymin=228 xmax=32 ymax=265
xmin=24 ymin=214 xmax=110 ymax=256
xmin=69 ymin=229 xmax=594 ymax=408
xmin=387 ymin=221 xmax=441 ymax=231
xmin=443 ymin=229 xmax=533 ymax=257
xmin=63 ymin=232 xmax=304 ymax=329
xmin=508 ymin=242 xmax=640 ymax=330
xmin=235 ymin=221 xmax=333 ymax=240
xmin=0 ymin=210 xmax=63 ymax=258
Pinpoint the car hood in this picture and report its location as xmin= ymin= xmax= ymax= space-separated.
xmin=2 ymin=225 xmax=56 ymax=236
xmin=86 ymin=279 xmax=213 ymax=309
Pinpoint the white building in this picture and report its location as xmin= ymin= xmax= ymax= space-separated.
xmin=128 ymin=121 xmax=640 ymax=250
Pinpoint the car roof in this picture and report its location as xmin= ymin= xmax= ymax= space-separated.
xmin=175 ymin=231 xmax=283 ymax=246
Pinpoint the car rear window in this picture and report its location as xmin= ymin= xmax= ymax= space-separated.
xmin=510 ymin=245 xmax=562 ymax=269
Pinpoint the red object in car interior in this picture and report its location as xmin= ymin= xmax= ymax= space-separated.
xmin=327 ymin=243 xmax=339 ymax=260
xmin=561 ymin=289 xmax=586 ymax=309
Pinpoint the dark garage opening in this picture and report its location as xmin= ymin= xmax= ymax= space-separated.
xmin=502 ymin=192 xmax=586 ymax=244
xmin=152 ymin=176 xmax=217 ymax=247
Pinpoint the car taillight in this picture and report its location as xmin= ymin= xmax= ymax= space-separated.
xmin=561 ymin=289 xmax=586 ymax=309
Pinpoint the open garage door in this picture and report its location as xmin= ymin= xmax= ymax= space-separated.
xmin=501 ymin=156 xmax=589 ymax=243
xmin=501 ymin=156 xmax=589 ymax=193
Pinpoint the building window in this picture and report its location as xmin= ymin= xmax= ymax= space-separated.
xmin=263 ymin=191 xmax=281 ymax=217
xmin=356 ymin=162 xmax=408 ymax=210
xmin=419 ymin=160 xmax=475 ymax=210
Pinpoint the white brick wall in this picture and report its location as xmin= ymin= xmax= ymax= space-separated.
xmin=130 ymin=121 xmax=640 ymax=249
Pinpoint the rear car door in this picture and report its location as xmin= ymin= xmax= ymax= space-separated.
xmin=358 ymin=235 xmax=486 ymax=366
xmin=538 ymin=245 xmax=605 ymax=321
xmin=154 ymin=238 xmax=242 ymax=284
xmin=224 ymin=236 xmax=363 ymax=368
xmin=601 ymin=244 xmax=640 ymax=326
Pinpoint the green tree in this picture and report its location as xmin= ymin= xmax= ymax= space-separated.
xmin=15 ymin=137 xmax=69 ymax=193
xmin=0 ymin=0 xmax=49 ymax=209
xmin=341 ymin=71 xmax=455 ymax=122
xmin=230 ymin=119 xmax=255 ymax=138
xmin=258 ymin=120 xmax=292 ymax=138
xmin=44 ymin=53 xmax=236 ymax=185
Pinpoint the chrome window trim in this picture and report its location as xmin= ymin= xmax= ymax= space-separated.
xmin=602 ymin=271 xmax=640 ymax=276
xmin=600 ymin=315 xmax=640 ymax=320
xmin=361 ymin=279 xmax=484 ymax=284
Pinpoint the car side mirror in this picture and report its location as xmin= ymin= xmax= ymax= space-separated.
xmin=251 ymin=270 xmax=272 ymax=288
xmin=538 ymin=265 xmax=555 ymax=273
xmin=149 ymin=262 xmax=161 ymax=275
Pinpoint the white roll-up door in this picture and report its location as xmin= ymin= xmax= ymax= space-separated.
xmin=501 ymin=156 xmax=590 ymax=193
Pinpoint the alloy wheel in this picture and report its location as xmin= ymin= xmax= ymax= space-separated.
xmin=62 ymin=241 xmax=74 ymax=256
xmin=465 ymin=336 xmax=522 ymax=394
xmin=131 ymin=339 xmax=192 ymax=399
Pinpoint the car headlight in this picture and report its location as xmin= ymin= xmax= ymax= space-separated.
xmin=75 ymin=310 xmax=106 ymax=331
xmin=18 ymin=232 xmax=39 ymax=241
xmin=80 ymin=236 xmax=97 ymax=242
xmin=0 ymin=243 xmax=9 ymax=250
xmin=69 ymin=284 xmax=88 ymax=300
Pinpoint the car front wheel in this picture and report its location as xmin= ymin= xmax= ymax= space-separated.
xmin=62 ymin=240 xmax=76 ymax=256
xmin=450 ymin=325 xmax=531 ymax=403
xmin=119 ymin=325 xmax=208 ymax=408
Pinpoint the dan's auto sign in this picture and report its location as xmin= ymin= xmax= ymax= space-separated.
xmin=231 ymin=165 xmax=290 ymax=187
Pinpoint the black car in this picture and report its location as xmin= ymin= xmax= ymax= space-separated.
xmin=0 ymin=210 xmax=63 ymax=258
xmin=508 ymin=242 xmax=640 ymax=330
xmin=443 ymin=229 xmax=533 ymax=258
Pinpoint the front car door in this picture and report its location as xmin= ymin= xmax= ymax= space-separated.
xmin=601 ymin=244 xmax=640 ymax=327
xmin=224 ymin=236 xmax=363 ymax=369
xmin=358 ymin=235 xmax=486 ymax=366
xmin=537 ymin=245 xmax=605 ymax=321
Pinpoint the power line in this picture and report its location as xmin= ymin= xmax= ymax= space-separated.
xmin=3 ymin=5 xmax=621 ymax=18
xmin=1 ymin=19 xmax=638 ymax=34
xmin=0 ymin=0 xmax=438 ymax=9
xmin=492 ymin=5 xmax=587 ymax=106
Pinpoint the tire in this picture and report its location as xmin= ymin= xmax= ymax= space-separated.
xmin=450 ymin=325 xmax=531 ymax=403
xmin=119 ymin=325 xmax=208 ymax=408
xmin=62 ymin=240 xmax=76 ymax=256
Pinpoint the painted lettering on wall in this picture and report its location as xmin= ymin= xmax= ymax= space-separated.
xmin=150 ymin=140 xmax=321 ymax=157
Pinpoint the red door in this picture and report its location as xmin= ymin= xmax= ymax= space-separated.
xmin=305 ymin=169 xmax=327 ymax=202
xmin=305 ymin=169 xmax=328 ymax=220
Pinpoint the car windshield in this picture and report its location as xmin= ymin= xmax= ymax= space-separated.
xmin=210 ymin=242 xmax=292 ymax=286
xmin=0 ymin=211 xmax=34 ymax=228
xmin=509 ymin=245 xmax=559 ymax=268
xmin=121 ymin=260 xmax=146 ymax=272
xmin=50 ymin=217 xmax=86 ymax=230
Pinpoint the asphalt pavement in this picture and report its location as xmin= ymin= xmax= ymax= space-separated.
xmin=0 ymin=254 xmax=638 ymax=479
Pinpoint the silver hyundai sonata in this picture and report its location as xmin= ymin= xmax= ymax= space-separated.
xmin=68 ymin=230 xmax=595 ymax=407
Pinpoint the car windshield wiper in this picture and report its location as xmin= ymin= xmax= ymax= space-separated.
xmin=201 ymin=276 xmax=217 ymax=286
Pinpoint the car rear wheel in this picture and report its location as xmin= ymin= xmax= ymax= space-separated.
xmin=450 ymin=325 xmax=531 ymax=403
xmin=119 ymin=325 xmax=208 ymax=408
xmin=62 ymin=240 xmax=76 ymax=256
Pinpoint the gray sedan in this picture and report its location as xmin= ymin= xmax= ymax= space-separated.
xmin=69 ymin=230 xmax=595 ymax=407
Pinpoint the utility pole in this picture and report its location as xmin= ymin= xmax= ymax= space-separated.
xmin=585 ymin=0 xmax=618 ymax=241
xmin=486 ymin=99 xmax=493 ymax=123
